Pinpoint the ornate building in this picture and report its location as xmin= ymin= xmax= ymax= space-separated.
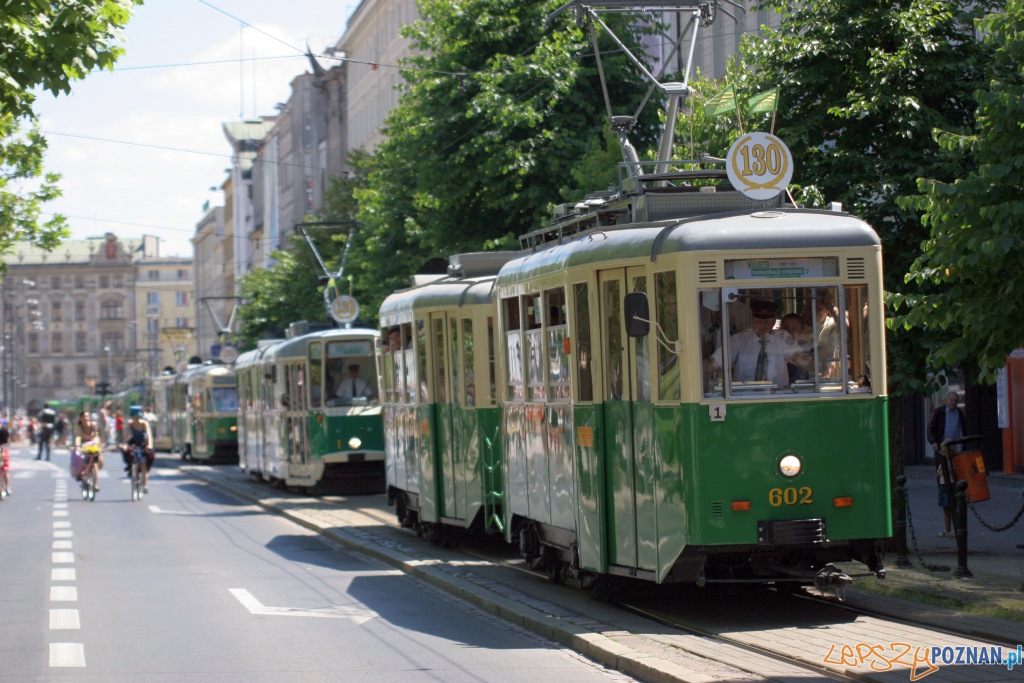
xmin=1 ymin=233 xmax=192 ymax=412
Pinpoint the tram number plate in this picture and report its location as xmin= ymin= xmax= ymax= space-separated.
xmin=768 ymin=487 xmax=814 ymax=507
xmin=709 ymin=404 xmax=726 ymax=421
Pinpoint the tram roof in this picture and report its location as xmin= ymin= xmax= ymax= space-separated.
xmin=378 ymin=277 xmax=497 ymax=322
xmin=496 ymin=209 xmax=879 ymax=285
xmin=262 ymin=326 xmax=379 ymax=362
xmin=179 ymin=362 xmax=234 ymax=382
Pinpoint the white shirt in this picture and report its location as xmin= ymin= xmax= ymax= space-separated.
xmin=336 ymin=376 xmax=372 ymax=399
xmin=716 ymin=327 xmax=807 ymax=386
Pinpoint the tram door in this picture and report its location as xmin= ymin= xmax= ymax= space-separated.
xmin=430 ymin=313 xmax=461 ymax=522
xmin=598 ymin=268 xmax=658 ymax=573
xmin=284 ymin=363 xmax=309 ymax=467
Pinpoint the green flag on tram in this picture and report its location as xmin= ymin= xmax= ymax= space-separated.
xmin=704 ymin=85 xmax=737 ymax=118
xmin=747 ymin=88 xmax=780 ymax=115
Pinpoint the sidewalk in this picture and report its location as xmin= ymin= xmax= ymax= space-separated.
xmin=838 ymin=465 xmax=1024 ymax=639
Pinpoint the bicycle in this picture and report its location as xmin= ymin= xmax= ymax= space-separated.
xmin=130 ymin=444 xmax=146 ymax=501
xmin=78 ymin=443 xmax=101 ymax=502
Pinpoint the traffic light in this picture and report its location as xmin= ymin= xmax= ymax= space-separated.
xmin=94 ymin=382 xmax=111 ymax=396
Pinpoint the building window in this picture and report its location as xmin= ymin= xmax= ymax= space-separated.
xmin=176 ymin=292 xmax=190 ymax=306
xmin=147 ymin=292 xmax=159 ymax=306
xmin=75 ymin=301 xmax=85 ymax=321
xmin=51 ymin=276 xmax=61 ymax=289
xmin=52 ymin=332 xmax=63 ymax=353
xmin=53 ymin=366 xmax=63 ymax=388
xmin=100 ymin=300 xmax=124 ymax=320
xmin=51 ymin=301 xmax=62 ymax=321
xmin=76 ymin=365 xmax=86 ymax=386
xmin=177 ymin=269 xmax=190 ymax=280
xmin=148 ymin=270 xmax=159 ymax=280
xmin=113 ymin=275 xmax=123 ymax=288
xmin=76 ymin=332 xmax=87 ymax=353
xmin=101 ymin=332 xmax=123 ymax=352
xmin=176 ymin=318 xmax=188 ymax=328
xmin=75 ymin=275 xmax=84 ymax=289
xmin=99 ymin=275 xmax=109 ymax=288
xmin=28 ymin=366 xmax=40 ymax=386
xmin=28 ymin=332 xmax=39 ymax=354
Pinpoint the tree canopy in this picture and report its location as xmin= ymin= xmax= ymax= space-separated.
xmin=893 ymin=0 xmax=1024 ymax=382
xmin=740 ymin=0 xmax=1001 ymax=391
xmin=340 ymin=0 xmax=661 ymax=313
xmin=0 ymin=0 xmax=142 ymax=259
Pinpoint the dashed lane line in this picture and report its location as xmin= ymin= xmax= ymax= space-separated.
xmin=50 ymin=643 xmax=86 ymax=667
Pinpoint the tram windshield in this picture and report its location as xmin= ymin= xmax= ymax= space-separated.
xmin=324 ymin=340 xmax=379 ymax=406
xmin=211 ymin=387 xmax=238 ymax=413
xmin=700 ymin=284 xmax=871 ymax=399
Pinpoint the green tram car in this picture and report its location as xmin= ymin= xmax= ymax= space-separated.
xmin=379 ymin=196 xmax=890 ymax=591
xmin=377 ymin=253 xmax=517 ymax=537
xmin=234 ymin=328 xmax=385 ymax=493
xmin=166 ymin=362 xmax=239 ymax=462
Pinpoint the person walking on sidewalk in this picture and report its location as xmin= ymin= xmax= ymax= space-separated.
xmin=928 ymin=391 xmax=966 ymax=538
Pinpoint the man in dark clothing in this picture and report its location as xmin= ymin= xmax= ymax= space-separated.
xmin=36 ymin=408 xmax=57 ymax=461
xmin=927 ymin=392 xmax=966 ymax=537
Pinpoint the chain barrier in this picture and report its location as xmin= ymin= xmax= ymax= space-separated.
xmin=967 ymin=487 xmax=1024 ymax=533
xmin=897 ymin=483 xmax=951 ymax=573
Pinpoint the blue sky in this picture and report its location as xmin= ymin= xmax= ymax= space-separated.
xmin=34 ymin=0 xmax=360 ymax=258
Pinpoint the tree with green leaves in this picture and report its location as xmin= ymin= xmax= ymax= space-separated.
xmin=892 ymin=0 xmax=1024 ymax=383
xmin=739 ymin=0 xmax=1001 ymax=392
xmin=0 ymin=0 xmax=142 ymax=260
xmin=341 ymin=0 xmax=662 ymax=314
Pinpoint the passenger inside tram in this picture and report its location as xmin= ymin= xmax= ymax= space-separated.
xmin=706 ymin=299 xmax=812 ymax=390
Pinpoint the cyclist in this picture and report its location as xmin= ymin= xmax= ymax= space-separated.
xmin=76 ymin=411 xmax=102 ymax=492
xmin=121 ymin=406 xmax=154 ymax=494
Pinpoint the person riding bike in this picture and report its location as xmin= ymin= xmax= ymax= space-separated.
xmin=76 ymin=411 xmax=102 ymax=492
xmin=120 ymin=406 xmax=154 ymax=494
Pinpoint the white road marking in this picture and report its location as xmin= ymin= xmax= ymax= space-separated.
xmin=52 ymin=552 xmax=74 ymax=564
xmin=50 ymin=643 xmax=86 ymax=667
xmin=54 ymin=530 xmax=73 ymax=539
xmin=53 ymin=541 xmax=73 ymax=550
xmin=229 ymin=588 xmax=377 ymax=624
xmin=50 ymin=586 xmax=78 ymax=602
xmin=148 ymin=505 xmax=196 ymax=515
xmin=50 ymin=609 xmax=81 ymax=629
xmin=53 ymin=521 xmax=71 ymax=529
xmin=53 ymin=510 xmax=68 ymax=517
xmin=54 ymin=503 xmax=68 ymax=510
xmin=51 ymin=568 xmax=76 ymax=581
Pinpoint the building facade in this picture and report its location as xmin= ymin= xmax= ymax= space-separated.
xmin=1 ymin=234 xmax=193 ymax=412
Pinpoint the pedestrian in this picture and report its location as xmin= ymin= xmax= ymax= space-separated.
xmin=36 ymin=408 xmax=56 ymax=461
xmin=928 ymin=391 xmax=966 ymax=538
xmin=0 ymin=418 xmax=10 ymax=497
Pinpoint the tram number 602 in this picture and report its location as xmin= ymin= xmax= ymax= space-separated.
xmin=768 ymin=487 xmax=813 ymax=507
xmin=737 ymin=141 xmax=785 ymax=177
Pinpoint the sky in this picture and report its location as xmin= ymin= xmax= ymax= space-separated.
xmin=33 ymin=0 xmax=361 ymax=258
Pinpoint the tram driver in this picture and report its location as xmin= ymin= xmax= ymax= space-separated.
xmin=335 ymin=363 xmax=374 ymax=400
xmin=707 ymin=299 xmax=812 ymax=388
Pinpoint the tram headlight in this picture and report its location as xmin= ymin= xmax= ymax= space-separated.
xmin=348 ymin=437 xmax=362 ymax=450
xmin=779 ymin=454 xmax=802 ymax=478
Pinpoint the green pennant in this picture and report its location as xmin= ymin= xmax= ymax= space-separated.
xmin=704 ymin=84 xmax=737 ymax=118
xmin=747 ymin=87 xmax=779 ymax=115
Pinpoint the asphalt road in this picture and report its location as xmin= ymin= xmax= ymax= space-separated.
xmin=0 ymin=444 xmax=634 ymax=682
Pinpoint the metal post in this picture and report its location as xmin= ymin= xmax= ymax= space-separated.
xmin=952 ymin=479 xmax=973 ymax=578
xmin=893 ymin=474 xmax=911 ymax=567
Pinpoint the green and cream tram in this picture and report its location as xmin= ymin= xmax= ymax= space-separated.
xmin=167 ymin=362 xmax=239 ymax=462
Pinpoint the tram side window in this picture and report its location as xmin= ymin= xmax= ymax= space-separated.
xmin=524 ymin=294 xmax=544 ymax=400
xmin=400 ymin=323 xmax=415 ymax=403
xmin=309 ymin=341 xmax=323 ymax=408
xmin=573 ymin=283 xmax=593 ymax=402
xmin=380 ymin=327 xmax=396 ymax=404
xmin=699 ymin=290 xmax=725 ymax=398
xmin=487 ymin=317 xmax=496 ymax=405
xmin=603 ymin=280 xmax=623 ymax=400
xmin=450 ymin=318 xmax=462 ymax=405
xmin=416 ymin=320 xmax=430 ymax=404
xmin=632 ymin=276 xmax=651 ymax=401
xmin=844 ymin=285 xmax=871 ymax=392
xmin=545 ymin=288 xmax=569 ymax=401
xmin=434 ymin=318 xmax=447 ymax=403
xmin=503 ymin=297 xmax=524 ymax=400
xmin=462 ymin=319 xmax=476 ymax=406
xmin=655 ymin=271 xmax=680 ymax=401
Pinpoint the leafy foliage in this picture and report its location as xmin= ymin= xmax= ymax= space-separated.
xmin=893 ymin=0 xmax=1024 ymax=382
xmin=740 ymin=0 xmax=1000 ymax=392
xmin=0 ymin=0 xmax=142 ymax=261
xmin=340 ymin=0 xmax=662 ymax=315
